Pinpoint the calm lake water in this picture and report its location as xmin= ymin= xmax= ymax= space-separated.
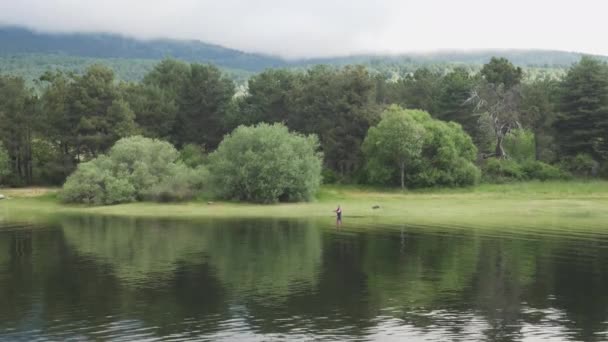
xmin=1 ymin=215 xmax=608 ymax=341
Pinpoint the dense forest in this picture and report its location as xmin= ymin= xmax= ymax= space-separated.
xmin=1 ymin=54 xmax=607 ymax=199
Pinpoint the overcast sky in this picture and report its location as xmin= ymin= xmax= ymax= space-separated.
xmin=1 ymin=0 xmax=607 ymax=58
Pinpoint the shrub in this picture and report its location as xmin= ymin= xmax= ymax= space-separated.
xmin=503 ymin=129 xmax=535 ymax=162
xmin=483 ymin=158 xmax=569 ymax=183
xmin=560 ymin=154 xmax=599 ymax=177
xmin=321 ymin=168 xmax=339 ymax=184
xmin=208 ymin=123 xmax=323 ymax=203
xmin=142 ymin=165 xmax=209 ymax=202
xmin=363 ymin=106 xmax=480 ymax=188
xmin=62 ymin=156 xmax=132 ymax=205
xmin=482 ymin=158 xmax=524 ymax=183
xmin=180 ymin=144 xmax=207 ymax=168
xmin=520 ymin=160 xmax=570 ymax=181
xmin=62 ymin=136 xmax=205 ymax=204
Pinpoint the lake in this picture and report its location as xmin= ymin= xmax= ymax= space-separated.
xmin=1 ymin=215 xmax=607 ymax=341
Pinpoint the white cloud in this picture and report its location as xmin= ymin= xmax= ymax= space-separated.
xmin=0 ymin=0 xmax=607 ymax=58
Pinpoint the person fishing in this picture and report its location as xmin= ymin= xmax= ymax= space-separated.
xmin=334 ymin=205 xmax=342 ymax=228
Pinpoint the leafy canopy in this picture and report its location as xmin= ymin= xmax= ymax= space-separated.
xmin=62 ymin=136 xmax=206 ymax=204
xmin=208 ymin=123 xmax=323 ymax=203
xmin=363 ymin=105 xmax=480 ymax=188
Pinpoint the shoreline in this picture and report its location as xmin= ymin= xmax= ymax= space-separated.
xmin=1 ymin=181 xmax=608 ymax=231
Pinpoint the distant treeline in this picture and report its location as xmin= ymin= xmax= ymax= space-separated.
xmin=0 ymin=55 xmax=607 ymax=187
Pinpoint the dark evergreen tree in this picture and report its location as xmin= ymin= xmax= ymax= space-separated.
xmin=174 ymin=64 xmax=235 ymax=149
xmin=555 ymin=56 xmax=608 ymax=160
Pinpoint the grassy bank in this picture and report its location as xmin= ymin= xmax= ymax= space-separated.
xmin=2 ymin=181 xmax=608 ymax=232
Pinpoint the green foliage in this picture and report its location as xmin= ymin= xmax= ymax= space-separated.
xmin=0 ymin=74 xmax=38 ymax=185
xmin=560 ymin=154 xmax=600 ymax=178
xmin=600 ymin=163 xmax=608 ymax=179
xmin=67 ymin=65 xmax=117 ymax=154
xmin=363 ymin=105 xmax=480 ymax=188
xmin=179 ymin=144 xmax=207 ymax=168
xmin=175 ymin=63 xmax=235 ymax=148
xmin=520 ymin=78 xmax=559 ymax=161
xmin=555 ymin=56 xmax=608 ymax=160
xmin=208 ymin=123 xmax=323 ymax=203
xmin=503 ymin=129 xmax=535 ymax=162
xmin=61 ymin=136 xmax=204 ymax=204
xmin=436 ymin=67 xmax=478 ymax=135
xmin=480 ymin=57 xmax=523 ymax=88
xmin=482 ymin=159 xmax=525 ymax=183
xmin=483 ymin=158 xmax=568 ymax=183
xmin=121 ymin=82 xmax=178 ymax=139
xmin=31 ymin=139 xmax=68 ymax=185
xmin=520 ymin=160 xmax=569 ymax=181
xmin=0 ymin=142 xmax=9 ymax=183
xmin=363 ymin=106 xmax=426 ymax=187
xmin=288 ymin=65 xmax=380 ymax=177
xmin=142 ymin=165 xmax=209 ymax=202
xmin=3 ymin=53 xmax=608 ymax=191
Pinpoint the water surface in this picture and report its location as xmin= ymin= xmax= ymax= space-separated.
xmin=1 ymin=215 xmax=608 ymax=341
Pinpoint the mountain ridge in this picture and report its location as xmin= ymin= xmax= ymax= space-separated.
xmin=2 ymin=26 xmax=607 ymax=71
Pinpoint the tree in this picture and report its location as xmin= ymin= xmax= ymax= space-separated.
xmin=142 ymin=59 xmax=190 ymax=97
xmin=468 ymin=58 xmax=523 ymax=159
xmin=65 ymin=65 xmax=136 ymax=158
xmin=238 ymin=69 xmax=299 ymax=126
xmin=480 ymin=57 xmax=523 ymax=89
xmin=39 ymin=70 xmax=76 ymax=180
xmin=288 ymin=65 xmax=380 ymax=178
xmin=555 ymin=56 xmax=608 ymax=161
xmin=121 ymin=83 xmax=178 ymax=139
xmin=362 ymin=105 xmax=426 ymax=189
xmin=208 ymin=123 xmax=323 ymax=203
xmin=0 ymin=142 xmax=9 ymax=183
xmin=388 ymin=68 xmax=443 ymax=114
xmin=0 ymin=75 xmax=38 ymax=184
xmin=363 ymin=105 xmax=479 ymax=188
xmin=436 ymin=67 xmax=478 ymax=136
xmin=520 ymin=78 xmax=559 ymax=161
xmin=174 ymin=63 xmax=235 ymax=148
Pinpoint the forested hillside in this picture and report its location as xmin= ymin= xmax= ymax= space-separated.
xmin=1 ymin=26 xmax=604 ymax=84
xmin=0 ymin=27 xmax=284 ymax=71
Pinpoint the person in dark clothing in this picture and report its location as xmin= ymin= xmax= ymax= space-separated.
xmin=334 ymin=205 xmax=342 ymax=228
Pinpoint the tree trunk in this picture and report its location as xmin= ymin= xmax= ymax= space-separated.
xmin=495 ymin=134 xmax=507 ymax=159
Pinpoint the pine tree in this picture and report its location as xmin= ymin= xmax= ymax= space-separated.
xmin=556 ymin=56 xmax=608 ymax=160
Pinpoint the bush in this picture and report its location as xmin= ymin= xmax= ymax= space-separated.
xmin=560 ymin=154 xmax=599 ymax=177
xmin=520 ymin=160 xmax=570 ymax=181
xmin=503 ymin=129 xmax=535 ymax=163
xmin=482 ymin=158 xmax=524 ymax=183
xmin=483 ymin=158 xmax=569 ymax=183
xmin=142 ymin=165 xmax=209 ymax=202
xmin=208 ymin=123 xmax=323 ymax=203
xmin=180 ymin=144 xmax=207 ymax=168
xmin=363 ymin=106 xmax=480 ymax=188
xmin=321 ymin=168 xmax=339 ymax=184
xmin=62 ymin=136 xmax=206 ymax=204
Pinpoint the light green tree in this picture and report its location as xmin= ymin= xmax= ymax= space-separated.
xmin=364 ymin=105 xmax=480 ymax=188
xmin=363 ymin=105 xmax=426 ymax=189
